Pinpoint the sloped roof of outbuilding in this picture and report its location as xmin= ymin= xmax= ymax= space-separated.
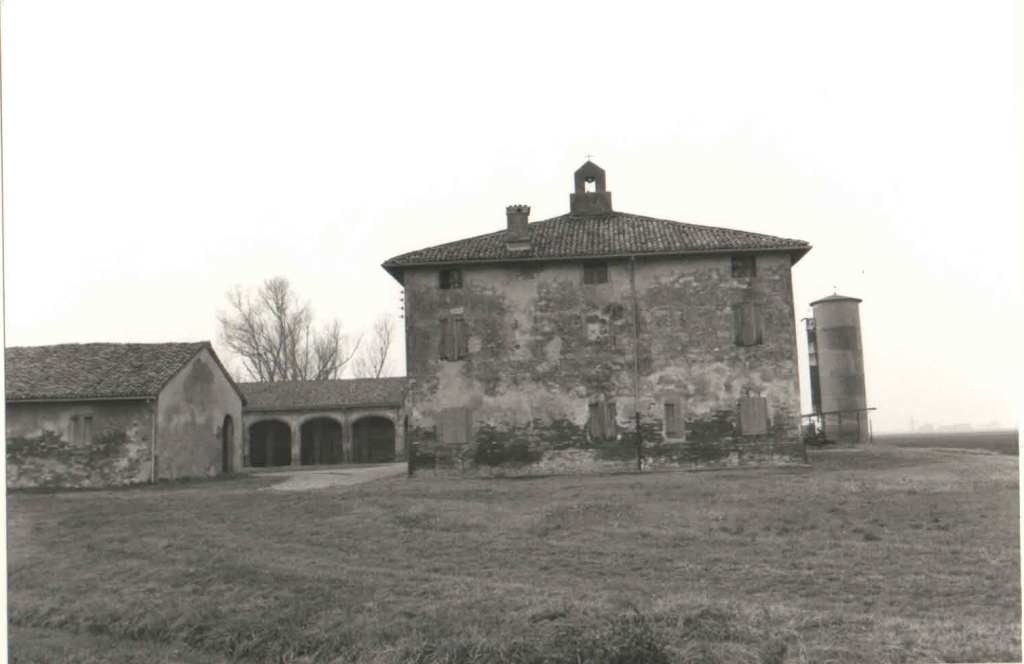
xmin=4 ymin=342 xmax=243 ymax=403
xmin=382 ymin=211 xmax=810 ymax=280
xmin=239 ymin=377 xmax=408 ymax=411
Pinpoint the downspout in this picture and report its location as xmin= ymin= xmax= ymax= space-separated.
xmin=629 ymin=255 xmax=642 ymax=471
xmin=150 ymin=396 xmax=159 ymax=483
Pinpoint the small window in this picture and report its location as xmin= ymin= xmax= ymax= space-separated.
xmin=69 ymin=416 xmax=80 ymax=443
xmin=83 ymin=416 xmax=93 ymax=444
xmin=731 ymin=255 xmax=756 ymax=278
xmin=738 ymin=396 xmax=768 ymax=435
xmin=664 ymin=402 xmax=682 ymax=437
xmin=588 ymin=401 xmax=617 ymax=441
xmin=582 ymin=262 xmax=608 ymax=285
xmin=732 ymin=303 xmax=764 ymax=346
xmin=439 ymin=316 xmax=469 ymax=360
xmin=439 ymin=268 xmax=463 ymax=289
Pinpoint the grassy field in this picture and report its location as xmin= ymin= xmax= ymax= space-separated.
xmin=874 ymin=429 xmax=1019 ymax=456
xmin=6 ymin=445 xmax=1020 ymax=663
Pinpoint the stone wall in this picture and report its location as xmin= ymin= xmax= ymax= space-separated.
xmin=6 ymin=400 xmax=154 ymax=489
xmin=156 ymin=348 xmax=244 ymax=480
xmin=404 ymin=251 xmax=805 ymax=473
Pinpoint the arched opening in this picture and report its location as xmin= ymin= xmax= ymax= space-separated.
xmin=249 ymin=420 xmax=292 ymax=467
xmin=222 ymin=415 xmax=234 ymax=473
xmin=352 ymin=416 xmax=396 ymax=463
xmin=300 ymin=418 xmax=343 ymax=465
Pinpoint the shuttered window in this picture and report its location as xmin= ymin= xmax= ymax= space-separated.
xmin=732 ymin=303 xmax=764 ymax=346
xmin=439 ymin=317 xmax=469 ymax=360
xmin=738 ymin=396 xmax=769 ymax=435
xmin=439 ymin=407 xmax=472 ymax=444
xmin=588 ymin=401 xmax=617 ymax=441
xmin=664 ymin=402 xmax=682 ymax=437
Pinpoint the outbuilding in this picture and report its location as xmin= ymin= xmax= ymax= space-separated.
xmin=5 ymin=342 xmax=245 ymax=489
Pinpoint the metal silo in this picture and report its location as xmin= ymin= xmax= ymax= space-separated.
xmin=809 ymin=294 xmax=871 ymax=444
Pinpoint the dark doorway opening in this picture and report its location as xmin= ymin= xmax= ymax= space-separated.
xmin=300 ymin=418 xmax=343 ymax=465
xmin=222 ymin=415 xmax=234 ymax=473
xmin=249 ymin=420 xmax=292 ymax=467
xmin=352 ymin=417 xmax=396 ymax=463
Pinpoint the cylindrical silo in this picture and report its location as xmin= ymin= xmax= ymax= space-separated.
xmin=810 ymin=294 xmax=869 ymax=444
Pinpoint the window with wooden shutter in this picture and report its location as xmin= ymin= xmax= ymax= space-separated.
xmin=454 ymin=317 xmax=468 ymax=359
xmin=588 ymin=401 xmax=616 ymax=441
xmin=440 ymin=317 xmax=468 ymax=360
xmin=732 ymin=303 xmax=764 ymax=346
xmin=439 ymin=318 xmax=451 ymax=359
xmin=664 ymin=402 xmax=682 ymax=437
xmin=738 ymin=396 xmax=768 ymax=435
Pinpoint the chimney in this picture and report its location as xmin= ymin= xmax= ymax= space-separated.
xmin=505 ymin=204 xmax=531 ymax=252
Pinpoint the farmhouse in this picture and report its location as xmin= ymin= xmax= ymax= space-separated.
xmin=5 ymin=342 xmax=244 ymax=489
xmin=239 ymin=378 xmax=407 ymax=467
xmin=383 ymin=161 xmax=811 ymax=471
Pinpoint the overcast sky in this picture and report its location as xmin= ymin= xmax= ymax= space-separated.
xmin=3 ymin=1 xmax=1021 ymax=432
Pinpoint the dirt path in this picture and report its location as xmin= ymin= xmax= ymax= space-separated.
xmin=255 ymin=462 xmax=406 ymax=491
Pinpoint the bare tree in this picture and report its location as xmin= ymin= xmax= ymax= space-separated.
xmin=218 ymin=277 xmax=360 ymax=382
xmin=351 ymin=314 xmax=396 ymax=379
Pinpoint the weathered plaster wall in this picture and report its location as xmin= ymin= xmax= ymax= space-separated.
xmin=404 ymin=252 xmax=804 ymax=472
xmin=6 ymin=400 xmax=154 ymax=488
xmin=156 ymin=348 xmax=243 ymax=480
xmin=241 ymin=406 xmax=404 ymax=466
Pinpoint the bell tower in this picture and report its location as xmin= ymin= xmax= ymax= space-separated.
xmin=569 ymin=160 xmax=613 ymax=215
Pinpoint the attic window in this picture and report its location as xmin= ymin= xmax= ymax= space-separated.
xmin=731 ymin=255 xmax=756 ymax=278
xmin=582 ymin=262 xmax=608 ymax=285
xmin=439 ymin=268 xmax=462 ymax=289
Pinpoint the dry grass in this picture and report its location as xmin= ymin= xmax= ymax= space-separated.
xmin=7 ymin=445 xmax=1020 ymax=663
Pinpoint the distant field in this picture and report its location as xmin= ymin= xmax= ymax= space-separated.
xmin=874 ymin=429 xmax=1019 ymax=455
xmin=6 ymin=445 xmax=1020 ymax=663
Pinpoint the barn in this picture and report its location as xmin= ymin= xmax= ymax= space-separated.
xmin=5 ymin=342 xmax=245 ymax=489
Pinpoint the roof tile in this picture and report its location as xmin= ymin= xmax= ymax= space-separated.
xmin=383 ymin=211 xmax=810 ymax=271
xmin=239 ymin=378 xmax=408 ymax=411
xmin=5 ymin=342 xmax=209 ymax=401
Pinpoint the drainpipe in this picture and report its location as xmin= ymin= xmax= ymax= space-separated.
xmin=150 ymin=396 xmax=159 ymax=483
xmin=629 ymin=255 xmax=642 ymax=471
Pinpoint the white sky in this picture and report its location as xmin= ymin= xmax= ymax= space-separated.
xmin=2 ymin=1 xmax=1021 ymax=432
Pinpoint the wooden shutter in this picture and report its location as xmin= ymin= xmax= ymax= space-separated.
xmin=439 ymin=318 xmax=450 ymax=359
xmin=739 ymin=396 xmax=768 ymax=435
xmin=733 ymin=303 xmax=763 ymax=346
xmin=588 ymin=402 xmax=603 ymax=439
xmin=664 ymin=402 xmax=680 ymax=436
xmin=455 ymin=318 xmax=468 ymax=359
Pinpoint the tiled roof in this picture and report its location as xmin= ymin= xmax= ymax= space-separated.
xmin=5 ymin=342 xmax=211 ymax=401
xmin=239 ymin=377 xmax=408 ymax=411
xmin=382 ymin=211 xmax=810 ymax=276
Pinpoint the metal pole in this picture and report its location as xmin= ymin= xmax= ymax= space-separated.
xmin=635 ymin=412 xmax=642 ymax=471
